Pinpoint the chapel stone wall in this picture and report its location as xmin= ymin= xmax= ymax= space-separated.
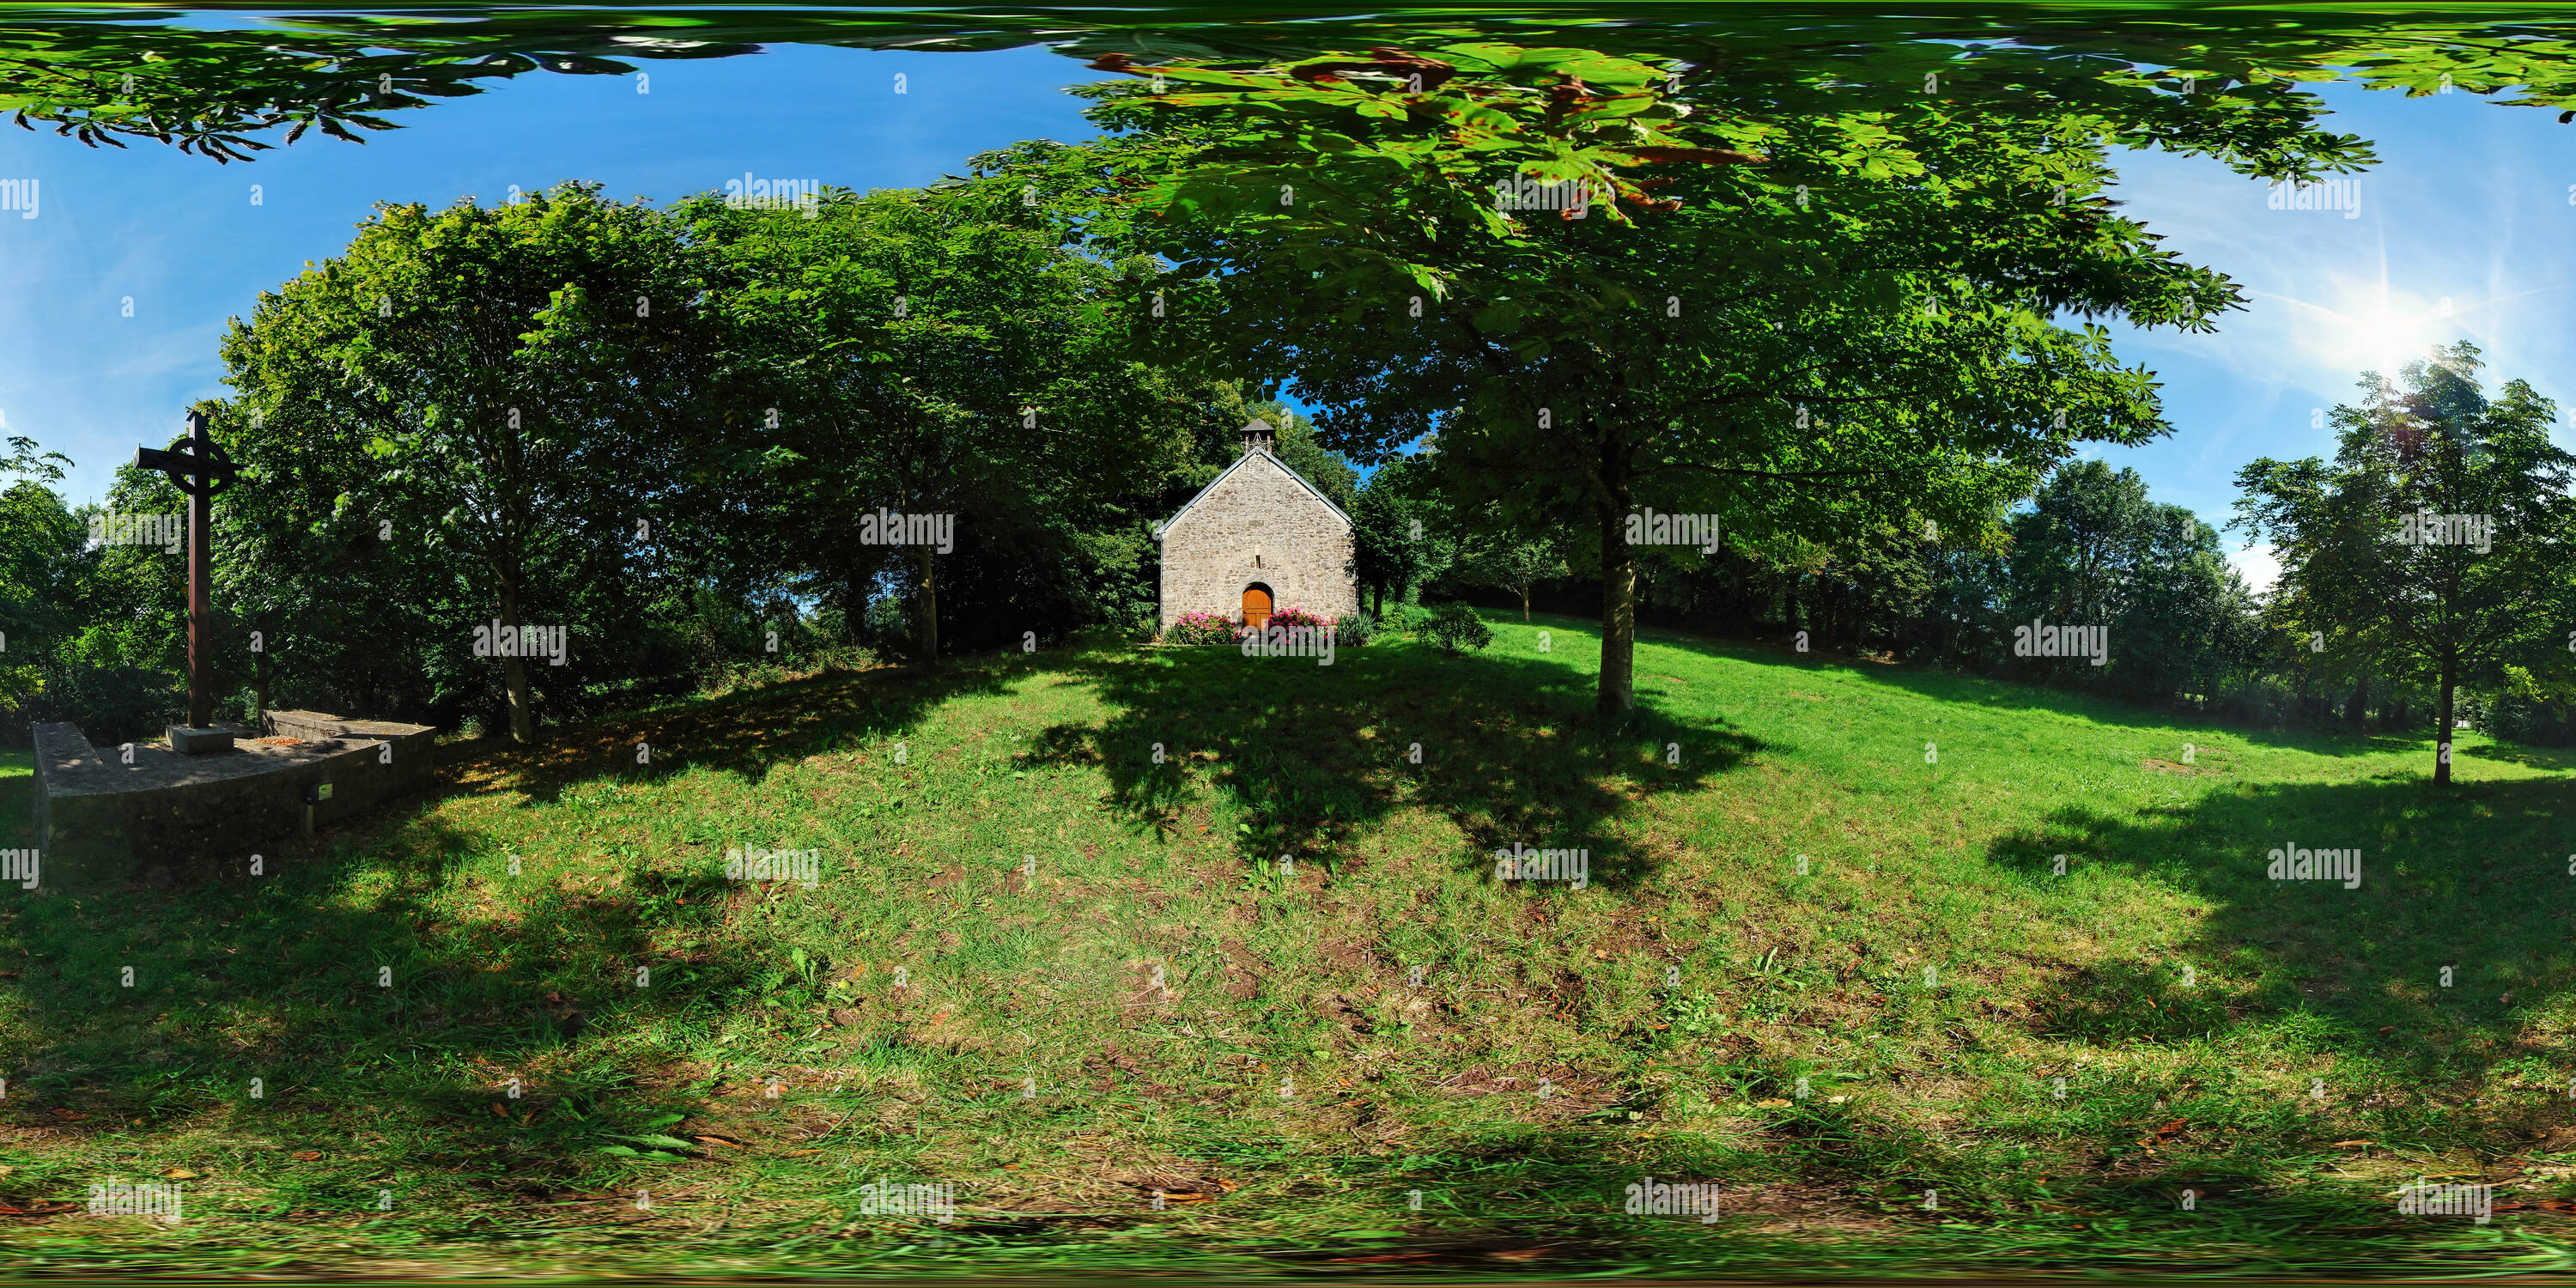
xmin=1159 ymin=453 xmax=1358 ymax=629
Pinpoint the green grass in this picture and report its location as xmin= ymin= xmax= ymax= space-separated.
xmin=3 ymin=611 xmax=2573 ymax=1276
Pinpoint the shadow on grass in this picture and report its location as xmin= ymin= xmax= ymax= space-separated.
xmin=458 ymin=659 xmax=1018 ymax=806
xmin=1011 ymin=635 xmax=1764 ymax=890
xmin=1988 ymin=774 xmax=2575 ymax=1093
xmin=2462 ymin=740 xmax=2576 ymax=773
xmin=0 ymin=657 xmax=1024 ymax=1211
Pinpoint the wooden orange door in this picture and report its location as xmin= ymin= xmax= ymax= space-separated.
xmin=1242 ymin=586 xmax=1272 ymax=631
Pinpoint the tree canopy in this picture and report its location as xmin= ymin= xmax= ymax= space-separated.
xmin=1059 ymin=36 xmax=2379 ymax=723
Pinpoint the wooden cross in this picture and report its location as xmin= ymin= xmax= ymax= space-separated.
xmin=131 ymin=410 xmax=241 ymax=733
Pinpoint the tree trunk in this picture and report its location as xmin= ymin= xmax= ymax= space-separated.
xmin=1372 ymin=584 xmax=1383 ymax=617
xmin=2345 ymin=672 xmax=2370 ymax=734
xmin=1521 ymin=584 xmax=1532 ymax=623
xmin=1596 ymin=484 xmax=1635 ymax=726
xmin=2435 ymin=652 xmax=2457 ymax=787
xmin=497 ymin=574 xmax=536 ymax=745
xmin=915 ymin=542 xmax=939 ymax=668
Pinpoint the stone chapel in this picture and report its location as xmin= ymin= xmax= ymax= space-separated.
xmin=1157 ymin=419 xmax=1360 ymax=631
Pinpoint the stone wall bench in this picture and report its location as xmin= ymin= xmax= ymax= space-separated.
xmin=29 ymin=710 xmax=436 ymax=890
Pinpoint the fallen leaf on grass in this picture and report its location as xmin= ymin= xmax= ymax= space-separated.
xmin=45 ymin=1109 xmax=84 ymax=1121
xmin=2332 ymin=1140 xmax=2373 ymax=1147
xmin=289 ymin=1151 xmax=322 ymax=1162
xmin=161 ymin=1169 xmax=198 ymax=1179
xmin=1754 ymin=1097 xmax=1791 ymax=1109
xmin=693 ymin=1135 xmax=743 ymax=1150
xmin=2134 ymin=1117 xmax=2189 ymax=1149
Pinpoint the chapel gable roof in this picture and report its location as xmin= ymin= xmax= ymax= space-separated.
xmin=1155 ymin=447 xmax=1354 ymax=540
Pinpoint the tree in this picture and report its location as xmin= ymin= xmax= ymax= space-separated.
xmin=0 ymin=15 xmax=756 ymax=161
xmin=683 ymin=155 xmax=1202 ymax=666
xmin=1077 ymin=37 xmax=2372 ymax=726
xmin=1455 ymin=521 xmax=1566 ymax=623
xmin=0 ymin=436 xmax=77 ymax=732
xmin=218 ymin=183 xmax=721 ymax=743
xmin=2235 ymin=343 xmax=2576 ymax=785
xmin=23 ymin=10 xmax=2576 ymax=166
xmin=1351 ymin=454 xmax=1443 ymax=617
xmin=2003 ymin=461 xmax=2254 ymax=704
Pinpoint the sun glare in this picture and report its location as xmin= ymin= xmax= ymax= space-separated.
xmin=2341 ymin=304 xmax=2426 ymax=376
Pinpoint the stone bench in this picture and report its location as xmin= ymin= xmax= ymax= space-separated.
xmin=29 ymin=711 xmax=436 ymax=890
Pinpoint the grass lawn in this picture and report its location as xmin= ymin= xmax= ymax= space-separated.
xmin=2 ymin=611 xmax=2573 ymax=1276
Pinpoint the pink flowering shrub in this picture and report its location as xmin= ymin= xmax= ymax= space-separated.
xmin=1262 ymin=605 xmax=1331 ymax=635
xmin=1241 ymin=605 xmax=1370 ymax=647
xmin=1162 ymin=605 xmax=1372 ymax=647
xmin=1162 ymin=611 xmax=1238 ymax=647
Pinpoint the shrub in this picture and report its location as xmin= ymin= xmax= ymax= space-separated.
xmin=1377 ymin=602 xmax=1431 ymax=633
xmin=1423 ymin=601 xmax=1493 ymax=654
xmin=2483 ymin=689 xmax=2576 ymax=746
xmin=1333 ymin=614 xmax=1374 ymax=648
xmin=1264 ymin=605 xmax=1331 ymax=636
xmin=13 ymin=659 xmax=181 ymax=745
xmin=1162 ymin=611 xmax=1238 ymax=647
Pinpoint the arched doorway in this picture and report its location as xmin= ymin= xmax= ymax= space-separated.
xmin=1242 ymin=583 xmax=1273 ymax=632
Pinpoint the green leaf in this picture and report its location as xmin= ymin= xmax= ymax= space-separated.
xmin=1472 ymin=300 xmax=1525 ymax=333
xmin=611 ymin=1134 xmax=699 ymax=1150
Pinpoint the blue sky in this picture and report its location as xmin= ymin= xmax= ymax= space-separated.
xmin=3 ymin=34 xmax=2569 ymax=592
xmin=2096 ymin=81 xmax=2576 ymax=590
